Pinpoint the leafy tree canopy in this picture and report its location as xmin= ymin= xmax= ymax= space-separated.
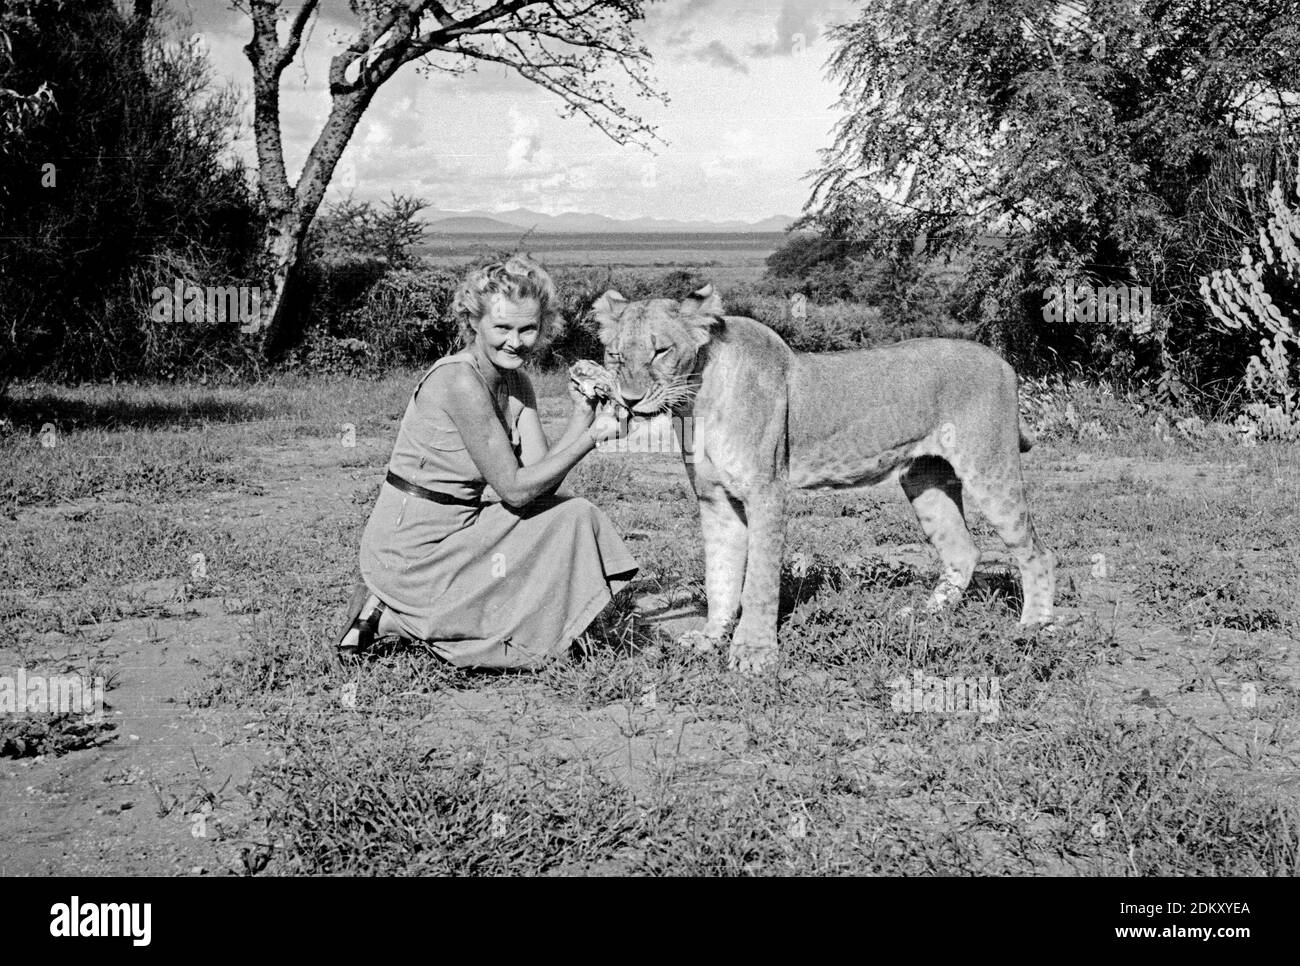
xmin=806 ymin=0 xmax=1300 ymax=390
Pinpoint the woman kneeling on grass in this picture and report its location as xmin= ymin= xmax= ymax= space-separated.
xmin=332 ymin=254 xmax=636 ymax=668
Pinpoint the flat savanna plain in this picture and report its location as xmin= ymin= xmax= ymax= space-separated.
xmin=418 ymin=231 xmax=788 ymax=289
xmin=1 ymin=244 xmax=1297 ymax=875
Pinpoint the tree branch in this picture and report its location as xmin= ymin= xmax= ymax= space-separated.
xmin=397 ymin=0 xmax=532 ymax=64
xmin=281 ymin=0 xmax=321 ymax=71
xmin=245 ymin=1 xmax=300 ymax=211
xmin=447 ymin=34 xmax=655 ymax=146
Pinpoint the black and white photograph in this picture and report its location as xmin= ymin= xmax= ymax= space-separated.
xmin=0 ymin=0 xmax=1296 ymax=901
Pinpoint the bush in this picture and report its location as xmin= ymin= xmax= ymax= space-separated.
xmin=1199 ymin=150 xmax=1300 ymax=439
xmin=293 ymin=259 xmax=975 ymax=372
xmin=283 ymin=259 xmax=720 ymax=372
xmin=764 ymin=230 xmax=966 ymax=343
xmin=307 ymin=194 xmax=431 ymax=268
xmin=284 ymin=262 xmax=462 ymax=373
xmin=274 ymin=258 xmax=963 ymax=374
xmin=0 ymin=0 xmax=260 ymax=386
xmin=764 ymin=231 xmax=874 ymax=280
xmin=797 ymin=2 xmax=1300 ymax=408
xmin=765 ymin=233 xmax=896 ymax=304
xmin=724 ymin=295 xmax=874 ymax=351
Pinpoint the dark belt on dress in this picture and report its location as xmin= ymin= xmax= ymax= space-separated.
xmin=385 ymin=470 xmax=481 ymax=506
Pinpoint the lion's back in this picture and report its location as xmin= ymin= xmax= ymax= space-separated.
xmin=787 ymin=338 xmax=1014 ymax=448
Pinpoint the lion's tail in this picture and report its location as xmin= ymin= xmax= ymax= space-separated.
xmin=1018 ymin=421 xmax=1035 ymax=453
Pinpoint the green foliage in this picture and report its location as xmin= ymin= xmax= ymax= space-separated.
xmin=286 ymin=263 xmax=463 ymax=374
xmin=1201 ymin=164 xmax=1300 ymax=439
xmin=0 ymin=0 xmax=260 ymax=385
xmin=281 ymin=257 xmax=967 ymax=372
xmin=256 ymin=720 xmax=645 ymax=875
xmin=764 ymin=231 xmax=875 ymax=282
xmin=0 ymin=3 xmax=55 ymax=170
xmin=308 ymin=194 xmax=432 ymax=268
xmin=764 ymin=228 xmax=967 ymax=338
xmin=723 ymin=294 xmax=952 ymax=352
xmin=807 ymin=0 xmax=1300 ymax=399
xmin=1138 ymin=550 xmax=1287 ymax=632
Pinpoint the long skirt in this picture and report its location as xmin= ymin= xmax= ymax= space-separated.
xmin=359 ymin=487 xmax=639 ymax=668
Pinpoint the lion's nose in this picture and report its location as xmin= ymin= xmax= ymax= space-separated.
xmin=619 ymin=387 xmax=645 ymax=407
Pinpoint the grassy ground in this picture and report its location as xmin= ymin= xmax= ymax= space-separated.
xmin=1 ymin=368 xmax=1298 ymax=875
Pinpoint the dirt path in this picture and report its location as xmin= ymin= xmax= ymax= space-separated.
xmin=0 ymin=432 xmax=381 ymax=874
xmin=0 ymin=596 xmax=270 ymax=875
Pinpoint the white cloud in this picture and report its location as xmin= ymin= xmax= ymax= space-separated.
xmin=691 ymin=41 xmax=749 ymax=73
xmin=505 ymin=108 xmax=547 ymax=174
xmin=185 ymin=0 xmax=852 ymax=222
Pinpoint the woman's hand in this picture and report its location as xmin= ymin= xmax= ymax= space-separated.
xmin=587 ymin=412 xmax=622 ymax=444
xmin=568 ymin=379 xmax=597 ymax=422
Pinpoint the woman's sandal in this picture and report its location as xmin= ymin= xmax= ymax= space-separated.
xmin=332 ymin=583 xmax=387 ymax=668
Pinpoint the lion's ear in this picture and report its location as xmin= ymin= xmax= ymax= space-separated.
xmin=680 ymin=284 xmax=724 ymax=348
xmin=590 ymin=290 xmax=628 ymax=344
xmin=680 ymin=283 xmax=723 ymax=318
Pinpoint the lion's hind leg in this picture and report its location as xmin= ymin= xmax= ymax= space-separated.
xmin=900 ymin=456 xmax=980 ymax=614
xmin=959 ymin=458 xmax=1055 ymax=626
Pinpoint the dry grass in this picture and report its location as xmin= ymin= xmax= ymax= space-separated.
xmin=3 ymin=352 xmax=1298 ymax=875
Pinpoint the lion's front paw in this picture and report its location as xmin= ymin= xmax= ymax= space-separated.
xmin=677 ymin=629 xmax=725 ymax=654
xmin=727 ymin=624 xmax=778 ymax=674
xmin=1018 ymin=614 xmax=1060 ymax=634
xmin=728 ymin=640 xmax=778 ymax=674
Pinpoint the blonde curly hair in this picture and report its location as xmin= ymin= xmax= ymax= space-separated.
xmin=452 ymin=254 xmax=563 ymax=348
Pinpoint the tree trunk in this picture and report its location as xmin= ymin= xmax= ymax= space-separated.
xmin=249 ymin=87 xmax=373 ymax=358
xmin=251 ymin=209 xmax=307 ymax=357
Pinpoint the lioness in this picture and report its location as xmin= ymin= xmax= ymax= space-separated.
xmin=592 ymin=284 xmax=1055 ymax=673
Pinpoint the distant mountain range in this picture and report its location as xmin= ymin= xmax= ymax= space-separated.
xmin=422 ymin=207 xmax=795 ymax=234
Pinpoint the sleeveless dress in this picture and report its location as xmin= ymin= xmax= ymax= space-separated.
xmin=358 ymin=351 xmax=639 ymax=668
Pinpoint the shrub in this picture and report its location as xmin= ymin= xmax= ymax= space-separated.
xmin=285 ymin=263 xmax=462 ymax=373
xmin=1200 ymin=166 xmax=1300 ymax=440
xmin=0 ymin=0 xmax=260 ymax=386
xmin=307 ymin=194 xmax=431 ymax=268
xmin=275 ymin=260 xmax=956 ymax=373
xmin=764 ymin=231 xmax=874 ymax=279
xmin=764 ymin=231 xmax=966 ymax=342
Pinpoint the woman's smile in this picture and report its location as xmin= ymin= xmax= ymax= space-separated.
xmin=477 ymin=293 xmax=540 ymax=371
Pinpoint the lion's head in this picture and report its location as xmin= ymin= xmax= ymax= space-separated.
xmin=591 ymin=284 xmax=724 ymax=416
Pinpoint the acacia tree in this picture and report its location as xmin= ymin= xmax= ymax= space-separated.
xmin=804 ymin=0 xmax=1300 ymax=393
xmin=240 ymin=0 xmax=662 ymax=354
xmin=310 ymin=193 xmax=432 ymax=265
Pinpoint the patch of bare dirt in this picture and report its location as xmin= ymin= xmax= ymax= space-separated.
xmin=0 ymin=591 xmax=272 ymax=875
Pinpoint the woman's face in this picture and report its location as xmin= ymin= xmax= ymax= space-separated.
xmin=474 ymin=293 xmax=541 ymax=371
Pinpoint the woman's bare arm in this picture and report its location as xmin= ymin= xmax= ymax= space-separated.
xmin=442 ymin=365 xmax=600 ymax=508
xmin=514 ymin=376 xmax=551 ymax=468
xmin=514 ymin=373 xmax=604 ymax=469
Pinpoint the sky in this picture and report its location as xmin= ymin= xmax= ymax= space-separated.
xmin=178 ymin=0 xmax=858 ymax=222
